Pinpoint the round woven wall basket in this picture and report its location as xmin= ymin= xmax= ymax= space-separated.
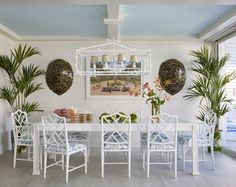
xmin=46 ymin=59 xmax=74 ymax=95
xmin=159 ymin=59 xmax=186 ymax=95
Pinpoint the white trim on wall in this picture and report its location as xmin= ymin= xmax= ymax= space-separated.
xmin=199 ymin=12 xmax=236 ymax=42
xmin=0 ymin=0 xmax=235 ymax=5
xmin=0 ymin=24 xmax=19 ymax=41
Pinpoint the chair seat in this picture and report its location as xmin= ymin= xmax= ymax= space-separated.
xmin=178 ymin=133 xmax=192 ymax=145
xmin=149 ymin=143 xmax=175 ymax=150
xmin=104 ymin=143 xmax=129 ymax=150
xmin=17 ymin=138 xmax=33 ymax=145
xmin=178 ymin=133 xmax=211 ymax=146
xmin=46 ymin=142 xmax=86 ymax=154
xmin=68 ymin=132 xmax=89 ymax=141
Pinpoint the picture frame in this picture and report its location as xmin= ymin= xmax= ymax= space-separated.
xmin=85 ymin=58 xmax=144 ymax=99
xmin=86 ymin=75 xmax=143 ymax=99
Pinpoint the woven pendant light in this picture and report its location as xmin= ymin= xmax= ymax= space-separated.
xmin=46 ymin=59 xmax=73 ymax=95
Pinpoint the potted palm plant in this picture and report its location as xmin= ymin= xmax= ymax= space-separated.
xmin=184 ymin=45 xmax=236 ymax=151
xmin=0 ymin=44 xmax=44 ymax=152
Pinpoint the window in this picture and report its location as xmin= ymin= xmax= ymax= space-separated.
xmin=218 ymin=36 xmax=236 ymax=148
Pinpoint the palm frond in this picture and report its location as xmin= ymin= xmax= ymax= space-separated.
xmin=24 ymin=83 xmax=43 ymax=97
xmin=0 ymin=55 xmax=17 ymax=79
xmin=20 ymin=65 xmax=45 ymax=82
xmin=22 ymin=101 xmax=43 ymax=114
xmin=0 ymin=86 xmax=16 ymax=106
xmin=11 ymin=44 xmax=40 ymax=65
xmin=13 ymin=64 xmax=45 ymax=94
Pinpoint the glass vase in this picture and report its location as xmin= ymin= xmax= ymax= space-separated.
xmin=151 ymin=103 xmax=160 ymax=123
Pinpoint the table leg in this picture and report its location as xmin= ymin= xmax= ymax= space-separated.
xmin=32 ymin=125 xmax=40 ymax=175
xmin=192 ymin=125 xmax=199 ymax=175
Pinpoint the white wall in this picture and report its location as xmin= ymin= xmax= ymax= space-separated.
xmin=13 ymin=39 xmax=203 ymax=148
xmin=0 ymin=38 xmax=203 ymax=152
xmin=0 ymin=34 xmax=15 ymax=154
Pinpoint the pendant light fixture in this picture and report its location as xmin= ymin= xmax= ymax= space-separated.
xmin=76 ymin=39 xmax=151 ymax=76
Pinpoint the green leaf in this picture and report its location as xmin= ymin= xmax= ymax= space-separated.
xmin=184 ymin=45 xmax=235 ymax=125
xmin=0 ymin=44 xmax=44 ymax=115
xmin=11 ymin=44 xmax=40 ymax=65
xmin=22 ymin=101 xmax=43 ymax=114
xmin=0 ymin=55 xmax=17 ymax=79
xmin=24 ymin=83 xmax=43 ymax=98
xmin=0 ymin=86 xmax=17 ymax=106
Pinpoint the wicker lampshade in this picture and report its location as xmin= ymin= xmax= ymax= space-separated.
xmin=130 ymin=55 xmax=138 ymax=63
xmin=46 ymin=59 xmax=73 ymax=95
xmin=118 ymin=54 xmax=126 ymax=62
xmin=90 ymin=56 xmax=98 ymax=63
xmin=102 ymin=54 xmax=109 ymax=62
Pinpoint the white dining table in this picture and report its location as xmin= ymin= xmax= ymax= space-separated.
xmin=32 ymin=120 xmax=200 ymax=176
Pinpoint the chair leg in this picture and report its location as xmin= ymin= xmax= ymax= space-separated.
xmin=174 ymin=151 xmax=177 ymax=178
xmin=28 ymin=147 xmax=31 ymax=160
xmin=142 ymin=149 xmax=145 ymax=170
xmin=65 ymin=155 xmax=70 ymax=183
xmin=54 ymin=154 xmax=57 ymax=162
xmin=210 ymin=145 xmax=215 ymax=169
xmin=85 ymin=149 xmax=87 ymax=174
xmin=40 ymin=148 xmax=43 ymax=171
xmin=128 ymin=151 xmax=131 ymax=178
xmin=13 ymin=143 xmax=17 ymax=168
xmin=169 ymin=152 xmax=172 ymax=169
xmin=101 ymin=150 xmax=104 ymax=178
xmin=62 ymin=155 xmax=64 ymax=170
xmin=177 ymin=143 xmax=181 ymax=160
xmin=87 ymin=140 xmax=90 ymax=163
xmin=202 ymin=146 xmax=206 ymax=161
xmin=44 ymin=152 xmax=47 ymax=179
xmin=183 ymin=146 xmax=186 ymax=171
xmin=147 ymin=149 xmax=150 ymax=178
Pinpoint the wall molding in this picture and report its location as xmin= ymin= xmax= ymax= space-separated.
xmin=0 ymin=24 xmax=200 ymax=42
xmin=0 ymin=24 xmax=19 ymax=41
xmin=0 ymin=0 xmax=235 ymax=5
xmin=199 ymin=10 xmax=236 ymax=41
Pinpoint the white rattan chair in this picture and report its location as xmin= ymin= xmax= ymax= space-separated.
xmin=101 ymin=112 xmax=131 ymax=178
xmin=42 ymin=114 xmax=87 ymax=183
xmin=181 ymin=110 xmax=217 ymax=170
xmin=68 ymin=132 xmax=90 ymax=161
xmin=11 ymin=110 xmax=42 ymax=169
xmin=142 ymin=113 xmax=178 ymax=178
xmin=68 ymin=107 xmax=91 ymax=162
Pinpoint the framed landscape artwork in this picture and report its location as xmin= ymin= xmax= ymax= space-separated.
xmin=86 ymin=75 xmax=142 ymax=99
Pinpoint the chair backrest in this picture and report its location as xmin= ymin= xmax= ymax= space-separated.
xmin=11 ymin=110 xmax=31 ymax=143
xmin=42 ymin=114 xmax=68 ymax=153
xmin=148 ymin=113 xmax=178 ymax=150
xmin=101 ymin=112 xmax=131 ymax=149
xmin=199 ymin=110 xmax=217 ymax=143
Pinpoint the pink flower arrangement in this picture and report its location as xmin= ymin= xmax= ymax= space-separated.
xmin=142 ymin=77 xmax=171 ymax=107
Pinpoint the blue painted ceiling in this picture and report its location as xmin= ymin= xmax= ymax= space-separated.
xmin=0 ymin=4 xmax=235 ymax=37
xmin=0 ymin=5 xmax=107 ymax=36
xmin=120 ymin=5 xmax=236 ymax=36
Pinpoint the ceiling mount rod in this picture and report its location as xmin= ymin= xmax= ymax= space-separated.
xmin=106 ymin=1 xmax=120 ymax=40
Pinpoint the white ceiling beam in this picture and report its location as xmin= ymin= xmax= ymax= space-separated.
xmin=106 ymin=0 xmax=120 ymax=40
xmin=0 ymin=0 xmax=235 ymax=5
xmin=199 ymin=10 xmax=236 ymax=41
